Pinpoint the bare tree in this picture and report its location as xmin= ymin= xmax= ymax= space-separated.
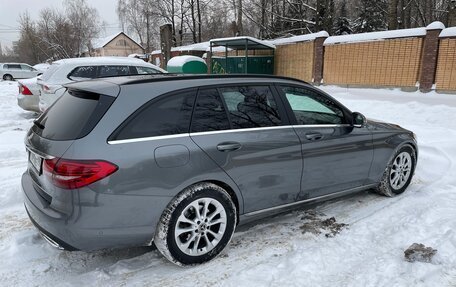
xmin=65 ymin=0 xmax=102 ymax=55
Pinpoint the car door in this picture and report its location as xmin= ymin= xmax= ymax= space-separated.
xmin=190 ymin=85 xmax=303 ymax=214
xmin=276 ymin=84 xmax=373 ymax=199
xmin=8 ymin=64 xmax=23 ymax=78
xmin=20 ymin=64 xmax=35 ymax=78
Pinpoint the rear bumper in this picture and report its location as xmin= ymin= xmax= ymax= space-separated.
xmin=22 ymin=171 xmax=170 ymax=251
xmin=25 ymin=206 xmax=78 ymax=251
xmin=17 ymin=94 xmax=40 ymax=113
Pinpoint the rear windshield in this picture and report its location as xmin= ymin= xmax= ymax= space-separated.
xmin=32 ymin=90 xmax=115 ymax=140
xmin=40 ymin=63 xmax=61 ymax=81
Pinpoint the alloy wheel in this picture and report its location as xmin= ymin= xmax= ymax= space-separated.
xmin=389 ymin=151 xmax=412 ymax=190
xmin=174 ymin=197 xmax=227 ymax=256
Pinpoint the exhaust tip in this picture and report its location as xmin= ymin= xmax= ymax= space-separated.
xmin=40 ymin=231 xmax=64 ymax=250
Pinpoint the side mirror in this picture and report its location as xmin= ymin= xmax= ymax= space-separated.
xmin=352 ymin=112 xmax=366 ymax=128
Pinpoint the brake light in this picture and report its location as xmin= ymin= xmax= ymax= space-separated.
xmin=43 ymin=158 xmax=118 ymax=189
xmin=19 ymin=84 xmax=33 ymax=95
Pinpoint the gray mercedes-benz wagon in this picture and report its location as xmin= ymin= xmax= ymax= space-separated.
xmin=22 ymin=74 xmax=417 ymax=265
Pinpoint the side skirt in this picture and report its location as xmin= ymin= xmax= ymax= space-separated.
xmin=239 ymin=184 xmax=378 ymax=224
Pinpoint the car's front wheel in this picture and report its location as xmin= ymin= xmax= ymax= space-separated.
xmin=376 ymin=145 xmax=416 ymax=196
xmin=154 ymin=183 xmax=237 ymax=265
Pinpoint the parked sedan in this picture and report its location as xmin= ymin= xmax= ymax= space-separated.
xmin=37 ymin=57 xmax=166 ymax=112
xmin=22 ymin=74 xmax=417 ymax=266
xmin=1 ymin=63 xmax=41 ymax=81
xmin=17 ymin=76 xmax=41 ymax=113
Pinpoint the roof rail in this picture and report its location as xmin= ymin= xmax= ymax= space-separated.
xmin=122 ymin=73 xmax=311 ymax=86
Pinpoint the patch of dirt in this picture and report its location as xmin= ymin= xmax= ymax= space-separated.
xmin=404 ymin=243 xmax=437 ymax=263
xmin=300 ymin=210 xmax=348 ymax=238
xmin=0 ymin=214 xmax=32 ymax=240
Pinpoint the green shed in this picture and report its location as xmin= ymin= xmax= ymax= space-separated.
xmin=209 ymin=36 xmax=275 ymax=75
xmin=167 ymin=56 xmax=208 ymax=74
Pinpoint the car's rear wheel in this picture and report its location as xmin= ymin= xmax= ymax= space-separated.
xmin=3 ymin=74 xmax=13 ymax=81
xmin=154 ymin=183 xmax=237 ymax=265
xmin=376 ymin=145 xmax=416 ymax=196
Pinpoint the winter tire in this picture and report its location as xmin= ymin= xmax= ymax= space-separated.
xmin=3 ymin=74 xmax=13 ymax=81
xmin=376 ymin=145 xmax=416 ymax=197
xmin=154 ymin=182 xmax=237 ymax=265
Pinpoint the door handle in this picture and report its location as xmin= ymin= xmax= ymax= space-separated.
xmin=305 ymin=132 xmax=323 ymax=141
xmin=217 ymin=142 xmax=242 ymax=152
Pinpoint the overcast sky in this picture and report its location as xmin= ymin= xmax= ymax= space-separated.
xmin=0 ymin=0 xmax=120 ymax=50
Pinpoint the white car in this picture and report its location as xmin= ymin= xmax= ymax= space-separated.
xmin=1 ymin=63 xmax=41 ymax=81
xmin=17 ymin=76 xmax=41 ymax=113
xmin=33 ymin=63 xmax=51 ymax=73
xmin=37 ymin=57 xmax=166 ymax=112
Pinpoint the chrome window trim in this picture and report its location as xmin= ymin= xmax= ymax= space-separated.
xmin=107 ymin=124 xmax=353 ymax=144
xmin=108 ymin=133 xmax=190 ymax=145
xmin=292 ymin=124 xmax=352 ymax=128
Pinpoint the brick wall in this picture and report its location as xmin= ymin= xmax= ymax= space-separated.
xmin=435 ymin=38 xmax=456 ymax=90
xmin=323 ymin=38 xmax=423 ymax=87
xmin=274 ymin=41 xmax=314 ymax=82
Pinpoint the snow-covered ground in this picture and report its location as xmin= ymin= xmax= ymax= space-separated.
xmin=1 ymin=81 xmax=456 ymax=286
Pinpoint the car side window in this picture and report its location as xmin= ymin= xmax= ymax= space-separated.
xmin=7 ymin=64 xmax=21 ymax=70
xmin=135 ymin=66 xmax=160 ymax=74
xmin=191 ymin=88 xmax=230 ymax=133
xmin=280 ymin=86 xmax=346 ymax=125
xmin=69 ymin=66 xmax=97 ymax=79
xmin=98 ymin=65 xmax=130 ymax=77
xmin=219 ymin=86 xmax=281 ymax=129
xmin=21 ymin=64 xmax=33 ymax=71
xmin=112 ymin=91 xmax=196 ymax=140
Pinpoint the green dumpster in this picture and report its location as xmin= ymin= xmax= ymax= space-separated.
xmin=167 ymin=56 xmax=208 ymax=74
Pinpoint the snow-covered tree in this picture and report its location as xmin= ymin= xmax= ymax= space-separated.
xmin=334 ymin=0 xmax=353 ymax=35
xmin=353 ymin=0 xmax=388 ymax=33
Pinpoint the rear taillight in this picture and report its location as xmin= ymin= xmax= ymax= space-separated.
xmin=43 ymin=158 xmax=118 ymax=189
xmin=19 ymin=84 xmax=33 ymax=95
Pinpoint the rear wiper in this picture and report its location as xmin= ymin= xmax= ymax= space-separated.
xmin=33 ymin=120 xmax=45 ymax=129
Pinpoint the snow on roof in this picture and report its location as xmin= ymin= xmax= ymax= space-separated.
xmin=210 ymin=36 xmax=276 ymax=49
xmin=91 ymin=31 xmax=124 ymax=49
xmin=53 ymin=56 xmax=146 ymax=65
xmin=168 ymin=55 xmax=206 ymax=66
xmin=324 ymin=28 xmax=426 ymax=45
xmin=206 ymin=46 xmax=233 ymax=52
xmin=426 ymin=21 xmax=445 ymax=30
xmin=151 ymin=50 xmax=161 ymax=55
xmin=440 ymin=27 xmax=456 ymax=38
xmin=83 ymin=32 xmax=143 ymax=52
xmin=267 ymin=31 xmax=329 ymax=45
xmin=172 ymin=41 xmax=210 ymax=52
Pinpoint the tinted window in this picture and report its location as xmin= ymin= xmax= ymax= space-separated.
xmin=135 ymin=66 xmax=160 ymax=74
xmin=112 ymin=91 xmax=196 ymax=140
xmin=98 ymin=65 xmax=130 ymax=77
xmin=219 ymin=86 xmax=281 ymax=129
xmin=6 ymin=64 xmax=21 ymax=69
xmin=32 ymin=90 xmax=115 ymax=140
xmin=191 ymin=89 xmax=230 ymax=133
xmin=280 ymin=86 xmax=346 ymax=125
xmin=69 ymin=66 xmax=97 ymax=79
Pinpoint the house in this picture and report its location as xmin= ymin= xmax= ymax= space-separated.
xmin=82 ymin=32 xmax=144 ymax=57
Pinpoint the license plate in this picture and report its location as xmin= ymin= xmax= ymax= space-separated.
xmin=29 ymin=151 xmax=42 ymax=174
